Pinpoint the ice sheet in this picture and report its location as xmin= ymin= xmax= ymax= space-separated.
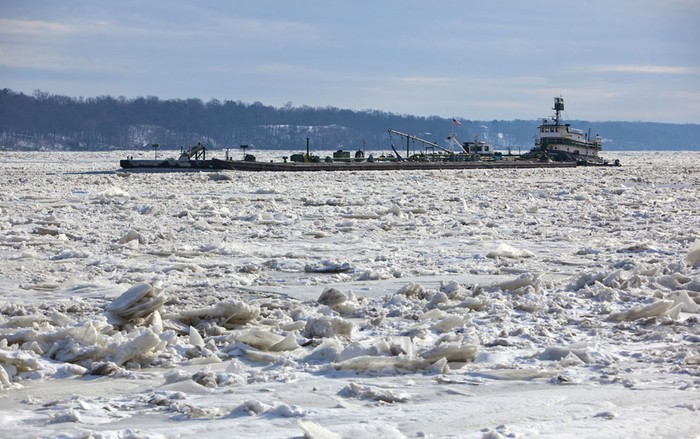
xmin=0 ymin=151 xmax=698 ymax=438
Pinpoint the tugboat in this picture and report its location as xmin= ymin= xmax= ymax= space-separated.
xmin=526 ymin=96 xmax=615 ymax=165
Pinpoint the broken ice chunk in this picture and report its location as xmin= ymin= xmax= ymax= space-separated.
xmin=684 ymin=239 xmax=700 ymax=267
xmin=607 ymin=300 xmax=675 ymax=322
xmin=304 ymin=316 xmax=353 ymax=339
xmin=420 ymin=342 xmax=478 ymax=363
xmin=107 ymin=283 xmax=166 ymax=324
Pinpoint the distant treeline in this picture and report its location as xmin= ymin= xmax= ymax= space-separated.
xmin=1 ymin=88 xmax=698 ymax=152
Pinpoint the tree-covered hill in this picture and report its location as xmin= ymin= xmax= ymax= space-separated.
xmin=1 ymin=89 xmax=698 ymax=152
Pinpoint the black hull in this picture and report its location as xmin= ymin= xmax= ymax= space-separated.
xmin=208 ymin=158 xmax=579 ymax=171
xmin=118 ymin=158 xmax=620 ymax=172
xmin=119 ymin=159 xmax=218 ymax=169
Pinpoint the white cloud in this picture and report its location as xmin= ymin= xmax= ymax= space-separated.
xmin=0 ymin=18 xmax=121 ymax=38
xmin=591 ymin=64 xmax=697 ymax=75
xmin=0 ymin=19 xmax=79 ymax=37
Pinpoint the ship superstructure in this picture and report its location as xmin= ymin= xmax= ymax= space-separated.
xmin=533 ymin=96 xmax=602 ymax=162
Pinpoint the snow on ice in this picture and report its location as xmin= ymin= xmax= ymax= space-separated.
xmin=0 ymin=150 xmax=698 ymax=438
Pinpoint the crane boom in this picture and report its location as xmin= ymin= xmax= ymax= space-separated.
xmin=387 ymin=129 xmax=457 ymax=153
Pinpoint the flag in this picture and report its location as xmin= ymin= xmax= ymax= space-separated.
xmin=452 ymin=118 xmax=461 ymax=126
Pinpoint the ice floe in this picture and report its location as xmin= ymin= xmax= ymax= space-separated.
xmin=0 ymin=151 xmax=698 ymax=438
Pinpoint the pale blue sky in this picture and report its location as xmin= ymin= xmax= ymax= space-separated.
xmin=1 ymin=0 xmax=698 ymax=122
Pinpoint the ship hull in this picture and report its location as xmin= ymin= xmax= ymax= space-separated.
xmin=208 ymin=158 xmax=580 ymax=171
xmin=118 ymin=159 xmax=218 ymax=169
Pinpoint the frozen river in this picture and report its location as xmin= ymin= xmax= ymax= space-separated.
xmin=0 ymin=150 xmax=698 ymax=438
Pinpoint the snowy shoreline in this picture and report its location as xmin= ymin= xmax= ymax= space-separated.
xmin=1 ymin=151 xmax=698 ymax=438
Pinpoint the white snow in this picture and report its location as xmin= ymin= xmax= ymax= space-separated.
xmin=0 ymin=150 xmax=698 ymax=438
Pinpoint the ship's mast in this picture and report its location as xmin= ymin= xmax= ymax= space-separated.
xmin=553 ymin=96 xmax=564 ymax=125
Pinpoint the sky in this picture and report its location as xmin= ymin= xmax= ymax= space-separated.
xmin=1 ymin=0 xmax=699 ymax=123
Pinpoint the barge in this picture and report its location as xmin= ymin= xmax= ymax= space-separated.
xmin=119 ymin=143 xmax=214 ymax=169
xmin=208 ymin=157 xmax=578 ymax=171
xmin=119 ymin=97 xmax=619 ymax=171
